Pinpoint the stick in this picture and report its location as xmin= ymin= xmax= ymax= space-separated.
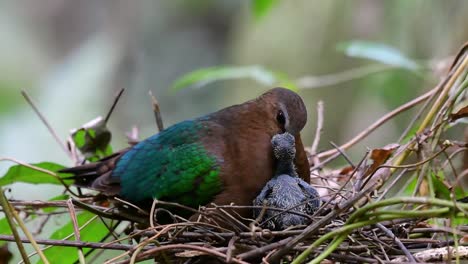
xmin=0 ymin=189 xmax=31 ymax=264
xmin=21 ymin=90 xmax=72 ymax=159
xmin=376 ymin=223 xmax=415 ymax=262
xmin=120 ymin=244 xmax=250 ymax=264
xmin=310 ymin=101 xmax=324 ymax=168
xmin=149 ymin=90 xmax=164 ymax=132
xmin=67 ymin=199 xmax=85 ymax=264
xmin=0 ymin=234 xmax=139 ymax=251
xmin=104 ymin=88 xmax=125 ymax=124
xmin=317 ymin=87 xmax=439 ymax=159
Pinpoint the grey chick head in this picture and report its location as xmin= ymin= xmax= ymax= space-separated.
xmin=271 ymin=132 xmax=296 ymax=161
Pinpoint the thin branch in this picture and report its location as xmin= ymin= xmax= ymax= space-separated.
xmin=317 ymin=87 xmax=439 ymax=159
xmin=19 ymin=212 xmax=101 ymax=262
xmin=237 ymin=236 xmax=294 ymax=261
xmin=107 ymin=224 xmax=182 ymax=264
xmin=120 ymin=244 xmax=250 ymax=264
xmin=376 ymin=168 xmax=408 ymax=201
xmin=0 ymin=234 xmax=138 ymax=251
xmin=225 ymin=235 xmax=238 ymax=263
xmin=149 ymin=90 xmax=164 ymax=132
xmin=310 ymin=101 xmax=324 ymax=168
xmin=21 ymin=90 xmax=72 ymax=159
xmin=329 ymin=141 xmax=355 ymax=168
xmin=149 ymin=199 xmax=157 ymax=228
xmin=0 ymin=189 xmax=31 ymax=264
xmin=328 ymin=252 xmax=378 ymax=263
xmin=112 ymin=197 xmax=148 ymax=215
xmin=378 ymin=144 xmax=449 ymax=170
xmin=376 ymin=223 xmax=415 ymax=262
xmin=104 ymin=88 xmax=125 ymax=124
xmin=9 ymin=198 xmax=92 ymax=208
xmin=310 ymin=151 xmax=341 ymax=171
xmin=67 ymin=199 xmax=85 ymax=264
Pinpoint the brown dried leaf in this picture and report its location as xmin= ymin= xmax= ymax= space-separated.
xmin=370 ymin=143 xmax=400 ymax=161
xmin=449 ymin=105 xmax=468 ymax=122
xmin=460 ymin=235 xmax=468 ymax=244
xmin=337 ymin=166 xmax=356 ymax=183
xmin=339 ymin=166 xmax=355 ymax=176
xmin=364 ymin=143 xmax=399 ymax=177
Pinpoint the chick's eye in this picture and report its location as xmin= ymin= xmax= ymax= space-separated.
xmin=276 ymin=110 xmax=286 ymax=125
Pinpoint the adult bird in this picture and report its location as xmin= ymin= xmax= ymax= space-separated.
xmin=61 ymin=87 xmax=310 ymax=225
xmin=253 ymin=132 xmax=320 ymax=230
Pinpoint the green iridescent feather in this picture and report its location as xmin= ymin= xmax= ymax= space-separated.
xmin=112 ymin=120 xmax=222 ymax=208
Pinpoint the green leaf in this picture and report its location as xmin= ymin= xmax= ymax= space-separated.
xmin=452 ymin=215 xmax=468 ymax=226
xmin=0 ymin=162 xmax=71 ymax=186
xmin=171 ymin=65 xmax=297 ymax=92
xmin=71 ymin=117 xmax=113 ymax=162
xmin=73 ymin=130 xmax=87 ymax=148
xmin=0 ymin=218 xmax=11 ymax=235
xmin=0 ymin=218 xmax=12 ymax=245
xmin=39 ymin=211 xmax=111 ymax=264
xmin=252 ymin=0 xmax=278 ymax=19
xmin=337 ymin=41 xmax=420 ymax=70
xmin=401 ymin=173 xmax=417 ymax=196
xmin=432 ymin=171 xmax=466 ymax=200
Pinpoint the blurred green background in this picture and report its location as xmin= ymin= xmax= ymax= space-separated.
xmin=0 ymin=0 xmax=467 ymax=201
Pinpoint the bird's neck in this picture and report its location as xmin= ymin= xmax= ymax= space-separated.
xmin=275 ymin=160 xmax=298 ymax=177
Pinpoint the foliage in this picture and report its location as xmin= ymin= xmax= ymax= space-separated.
xmin=39 ymin=211 xmax=111 ymax=264
xmin=336 ymin=40 xmax=420 ymax=70
xmin=71 ymin=117 xmax=113 ymax=162
xmin=252 ymin=0 xmax=279 ymax=19
xmin=171 ymin=65 xmax=298 ymax=92
xmin=0 ymin=162 xmax=70 ymax=186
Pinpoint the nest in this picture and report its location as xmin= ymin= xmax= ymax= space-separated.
xmin=1 ymin=43 xmax=468 ymax=264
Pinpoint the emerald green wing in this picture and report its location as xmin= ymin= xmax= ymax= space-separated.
xmin=112 ymin=120 xmax=222 ymax=207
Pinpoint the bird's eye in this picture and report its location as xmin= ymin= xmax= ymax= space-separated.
xmin=276 ymin=110 xmax=286 ymax=125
